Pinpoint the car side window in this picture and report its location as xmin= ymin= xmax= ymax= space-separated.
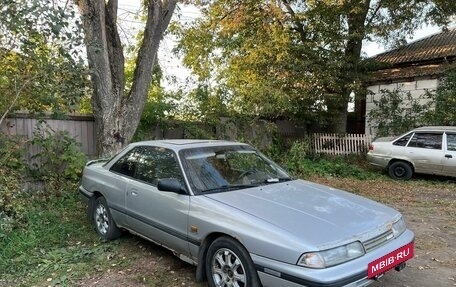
xmin=135 ymin=146 xmax=183 ymax=186
xmin=393 ymin=133 xmax=412 ymax=146
xmin=110 ymin=148 xmax=139 ymax=177
xmin=407 ymin=133 xmax=443 ymax=150
xmin=447 ymin=134 xmax=456 ymax=151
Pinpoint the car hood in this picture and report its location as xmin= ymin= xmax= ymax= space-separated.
xmin=204 ymin=179 xmax=399 ymax=249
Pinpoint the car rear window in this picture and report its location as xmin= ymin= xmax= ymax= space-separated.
xmin=393 ymin=133 xmax=412 ymax=146
xmin=407 ymin=133 xmax=443 ymax=150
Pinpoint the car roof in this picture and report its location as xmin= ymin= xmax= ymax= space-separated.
xmin=127 ymin=139 xmax=249 ymax=151
xmin=413 ymin=126 xmax=456 ymax=132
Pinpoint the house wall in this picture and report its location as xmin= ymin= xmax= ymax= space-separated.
xmin=365 ymin=78 xmax=438 ymax=136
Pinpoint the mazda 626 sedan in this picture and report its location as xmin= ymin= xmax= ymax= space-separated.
xmin=79 ymin=140 xmax=414 ymax=287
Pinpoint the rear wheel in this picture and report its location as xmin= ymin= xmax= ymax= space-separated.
xmin=206 ymin=236 xmax=261 ymax=287
xmin=92 ymin=196 xmax=122 ymax=240
xmin=388 ymin=161 xmax=413 ymax=180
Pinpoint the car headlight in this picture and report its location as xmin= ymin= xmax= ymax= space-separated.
xmin=297 ymin=241 xmax=365 ymax=268
xmin=392 ymin=216 xmax=406 ymax=237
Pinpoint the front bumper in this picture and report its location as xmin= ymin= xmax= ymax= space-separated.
xmin=78 ymin=185 xmax=93 ymax=204
xmin=252 ymin=229 xmax=414 ymax=287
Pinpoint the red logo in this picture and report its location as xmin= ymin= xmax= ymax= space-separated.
xmin=368 ymin=242 xmax=414 ymax=278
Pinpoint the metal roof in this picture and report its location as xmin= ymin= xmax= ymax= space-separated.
xmin=369 ymin=28 xmax=456 ymax=83
xmin=374 ymin=28 xmax=456 ymax=65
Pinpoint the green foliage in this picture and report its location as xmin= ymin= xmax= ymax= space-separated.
xmin=174 ymin=1 xmax=455 ymax=131
xmin=0 ymin=0 xmax=89 ymax=118
xmin=286 ymin=154 xmax=378 ymax=180
xmin=425 ymin=70 xmax=456 ymax=126
xmin=264 ymin=138 xmax=379 ymax=180
xmin=368 ymin=88 xmax=433 ymax=137
xmin=284 ymin=139 xmax=313 ymax=172
xmin=183 ymin=122 xmax=216 ymax=139
xmin=29 ymin=123 xmax=87 ymax=195
xmin=300 ymin=157 xmax=378 ymax=180
xmin=178 ymin=84 xmax=229 ymax=122
xmin=0 ymin=135 xmax=27 ymax=238
xmin=0 ymin=167 xmax=25 ymax=239
xmin=368 ymin=70 xmax=456 ymax=137
xmin=0 ymin=134 xmax=26 ymax=171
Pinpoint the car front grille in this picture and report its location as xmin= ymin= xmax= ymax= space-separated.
xmin=363 ymin=229 xmax=394 ymax=253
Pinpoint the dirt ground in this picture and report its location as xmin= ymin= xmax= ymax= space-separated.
xmin=77 ymin=176 xmax=456 ymax=287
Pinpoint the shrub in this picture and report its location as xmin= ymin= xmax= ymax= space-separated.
xmin=285 ymin=138 xmax=313 ymax=173
xmin=29 ymin=123 xmax=87 ymax=195
xmin=0 ymin=135 xmax=27 ymax=237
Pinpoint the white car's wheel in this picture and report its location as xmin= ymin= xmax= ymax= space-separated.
xmin=388 ymin=161 xmax=413 ymax=180
xmin=206 ymin=236 xmax=261 ymax=287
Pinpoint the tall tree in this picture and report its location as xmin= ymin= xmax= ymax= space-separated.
xmin=76 ymin=0 xmax=177 ymax=156
xmin=176 ymin=0 xmax=456 ymax=132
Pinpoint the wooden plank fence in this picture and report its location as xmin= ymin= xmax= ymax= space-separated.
xmin=1 ymin=114 xmax=374 ymax=164
xmin=313 ymin=133 xmax=373 ymax=155
xmin=0 ymin=115 xmax=97 ymax=163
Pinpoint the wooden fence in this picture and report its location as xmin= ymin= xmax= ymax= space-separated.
xmin=0 ymin=114 xmax=97 ymax=163
xmin=1 ymin=114 xmax=373 ymax=162
xmin=313 ymin=133 xmax=373 ymax=155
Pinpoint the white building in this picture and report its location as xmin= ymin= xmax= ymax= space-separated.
xmin=365 ymin=28 xmax=456 ymax=136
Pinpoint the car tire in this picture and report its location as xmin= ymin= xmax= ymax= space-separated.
xmin=388 ymin=161 xmax=413 ymax=180
xmin=92 ymin=196 xmax=122 ymax=240
xmin=206 ymin=236 xmax=261 ymax=287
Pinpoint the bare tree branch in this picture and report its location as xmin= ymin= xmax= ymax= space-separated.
xmin=282 ymin=0 xmax=307 ymax=45
xmin=0 ymin=76 xmax=35 ymax=127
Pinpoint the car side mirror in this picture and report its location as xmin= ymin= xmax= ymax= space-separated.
xmin=157 ymin=178 xmax=187 ymax=194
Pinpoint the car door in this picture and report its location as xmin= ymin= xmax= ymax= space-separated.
xmin=406 ymin=132 xmax=444 ymax=174
xmin=125 ymin=146 xmax=191 ymax=256
xmin=107 ymin=147 xmax=141 ymax=227
xmin=442 ymin=133 xmax=456 ymax=177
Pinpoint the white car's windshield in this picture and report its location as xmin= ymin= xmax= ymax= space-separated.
xmin=180 ymin=145 xmax=291 ymax=193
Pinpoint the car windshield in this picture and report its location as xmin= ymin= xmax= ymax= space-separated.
xmin=179 ymin=145 xmax=292 ymax=193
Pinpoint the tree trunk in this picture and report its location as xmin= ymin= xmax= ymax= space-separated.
xmin=327 ymin=0 xmax=371 ymax=133
xmin=326 ymin=95 xmax=350 ymax=133
xmin=76 ymin=0 xmax=177 ymax=157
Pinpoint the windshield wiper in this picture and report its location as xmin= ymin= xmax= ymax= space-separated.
xmin=265 ymin=177 xmax=294 ymax=183
xmin=202 ymin=184 xmax=259 ymax=193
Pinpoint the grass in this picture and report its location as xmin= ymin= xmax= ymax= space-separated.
xmin=0 ymin=192 xmax=126 ymax=287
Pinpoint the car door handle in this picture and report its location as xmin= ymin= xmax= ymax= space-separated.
xmin=445 ymin=154 xmax=453 ymax=159
xmin=131 ymin=191 xmax=138 ymax=196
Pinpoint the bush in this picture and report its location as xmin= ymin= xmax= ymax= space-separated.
xmin=293 ymin=156 xmax=378 ymax=180
xmin=285 ymin=138 xmax=313 ymax=172
xmin=0 ymin=167 xmax=25 ymax=238
xmin=278 ymin=138 xmax=378 ymax=180
xmin=0 ymin=135 xmax=27 ymax=237
xmin=29 ymin=123 xmax=87 ymax=195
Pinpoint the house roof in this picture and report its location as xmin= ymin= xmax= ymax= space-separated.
xmin=369 ymin=28 xmax=456 ymax=83
xmin=374 ymin=28 xmax=456 ymax=66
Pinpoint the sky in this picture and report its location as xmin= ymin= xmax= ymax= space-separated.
xmin=117 ymin=1 xmax=448 ymax=91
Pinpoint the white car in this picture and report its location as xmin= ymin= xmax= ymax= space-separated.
xmin=367 ymin=126 xmax=456 ymax=180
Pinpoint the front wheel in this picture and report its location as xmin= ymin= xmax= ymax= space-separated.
xmin=206 ymin=236 xmax=261 ymax=287
xmin=92 ymin=196 xmax=122 ymax=240
xmin=388 ymin=161 xmax=413 ymax=180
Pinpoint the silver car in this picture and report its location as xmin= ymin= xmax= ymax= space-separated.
xmin=79 ymin=140 xmax=414 ymax=287
xmin=367 ymin=126 xmax=456 ymax=180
